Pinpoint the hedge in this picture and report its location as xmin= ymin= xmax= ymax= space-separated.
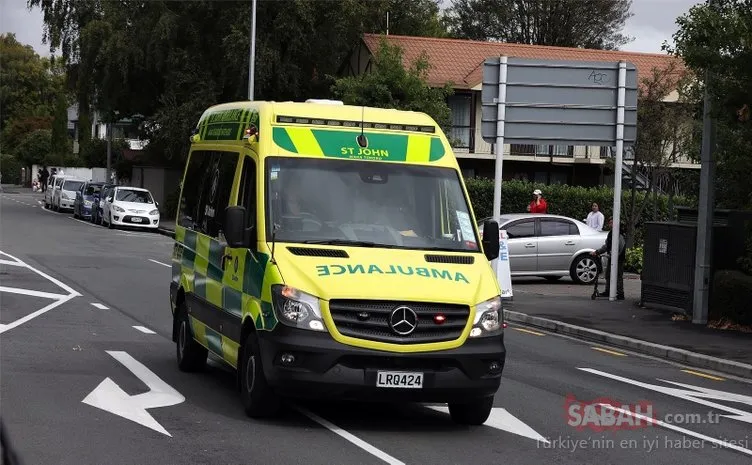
xmin=710 ymin=270 xmax=752 ymax=325
xmin=464 ymin=178 xmax=694 ymax=246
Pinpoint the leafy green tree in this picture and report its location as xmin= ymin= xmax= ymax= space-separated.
xmin=15 ymin=129 xmax=52 ymax=167
xmin=331 ymin=37 xmax=454 ymax=132
xmin=668 ymin=0 xmax=752 ymax=209
xmin=444 ymin=0 xmax=633 ymax=50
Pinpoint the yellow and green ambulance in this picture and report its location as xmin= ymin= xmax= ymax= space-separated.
xmin=169 ymin=99 xmax=505 ymax=425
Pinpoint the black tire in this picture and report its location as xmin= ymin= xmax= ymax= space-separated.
xmin=239 ymin=331 xmax=281 ymax=418
xmin=448 ymin=396 xmax=494 ymax=425
xmin=108 ymin=213 xmax=114 ymax=229
xmin=175 ymin=306 xmax=208 ymax=372
xmin=570 ymin=254 xmax=599 ymax=285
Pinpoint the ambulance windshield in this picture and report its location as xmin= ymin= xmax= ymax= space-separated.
xmin=265 ymin=157 xmax=479 ymax=252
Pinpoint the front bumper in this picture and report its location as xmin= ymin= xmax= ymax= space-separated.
xmin=111 ymin=212 xmax=160 ymax=228
xmin=258 ymin=325 xmax=506 ymax=403
xmin=59 ymin=199 xmax=75 ymax=210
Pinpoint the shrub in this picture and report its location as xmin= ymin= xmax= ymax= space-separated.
xmin=464 ymin=178 xmax=693 ymax=246
xmin=710 ymin=270 xmax=752 ymax=325
xmin=625 ymin=247 xmax=643 ymax=274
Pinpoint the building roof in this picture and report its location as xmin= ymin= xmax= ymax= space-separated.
xmin=361 ymin=34 xmax=686 ymax=91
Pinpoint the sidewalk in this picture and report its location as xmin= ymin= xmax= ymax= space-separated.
xmin=158 ymin=219 xmax=176 ymax=238
xmin=505 ymin=285 xmax=752 ymax=378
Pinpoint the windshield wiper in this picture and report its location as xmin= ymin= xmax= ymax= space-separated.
xmin=302 ymin=239 xmax=397 ymax=248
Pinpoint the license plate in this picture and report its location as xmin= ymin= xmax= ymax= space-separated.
xmin=131 ymin=217 xmax=143 ymax=223
xmin=376 ymin=371 xmax=423 ymax=389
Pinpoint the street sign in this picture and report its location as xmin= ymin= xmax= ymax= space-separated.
xmin=481 ymin=57 xmax=638 ymax=146
xmin=482 ymin=56 xmax=638 ymax=301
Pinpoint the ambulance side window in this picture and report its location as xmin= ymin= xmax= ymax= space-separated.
xmin=178 ymin=151 xmax=213 ymax=230
xmin=238 ymin=157 xmax=257 ymax=231
xmin=201 ymin=151 xmax=239 ymax=239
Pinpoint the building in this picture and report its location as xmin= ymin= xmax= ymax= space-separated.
xmin=345 ymin=34 xmax=698 ymax=187
xmin=66 ymin=103 xmax=148 ymax=156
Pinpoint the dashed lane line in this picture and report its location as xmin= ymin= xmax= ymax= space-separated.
xmin=90 ymin=303 xmax=109 ymax=310
xmin=591 ymin=346 xmax=628 ymax=357
xmin=513 ymin=327 xmax=545 ymax=336
xmin=132 ymin=325 xmax=156 ymax=334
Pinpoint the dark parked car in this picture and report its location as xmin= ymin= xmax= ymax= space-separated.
xmin=74 ymin=181 xmax=106 ymax=220
xmin=90 ymin=183 xmax=115 ymax=225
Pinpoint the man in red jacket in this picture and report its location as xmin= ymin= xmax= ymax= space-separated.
xmin=527 ymin=189 xmax=548 ymax=213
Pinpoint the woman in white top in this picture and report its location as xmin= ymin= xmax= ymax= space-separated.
xmin=584 ymin=202 xmax=605 ymax=231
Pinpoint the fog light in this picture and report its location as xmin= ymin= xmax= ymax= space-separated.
xmin=470 ymin=328 xmax=482 ymax=337
xmin=114 ymin=216 xmax=120 ymax=221
xmin=280 ymin=353 xmax=295 ymax=365
xmin=489 ymin=361 xmax=501 ymax=372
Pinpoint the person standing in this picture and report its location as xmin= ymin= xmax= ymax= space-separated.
xmin=40 ymin=167 xmax=50 ymax=192
xmin=584 ymin=202 xmax=605 ymax=231
xmin=591 ymin=217 xmax=626 ymax=300
xmin=527 ymin=189 xmax=548 ymax=213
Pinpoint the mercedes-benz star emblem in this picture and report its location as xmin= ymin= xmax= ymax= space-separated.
xmin=389 ymin=306 xmax=418 ymax=336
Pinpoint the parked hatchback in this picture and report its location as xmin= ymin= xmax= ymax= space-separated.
xmin=102 ymin=186 xmax=160 ymax=229
xmin=55 ymin=177 xmax=86 ymax=212
xmin=479 ymin=213 xmax=608 ymax=284
xmin=73 ymin=181 xmax=105 ymax=220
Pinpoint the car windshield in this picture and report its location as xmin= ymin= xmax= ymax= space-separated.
xmin=63 ymin=180 xmax=84 ymax=191
xmin=116 ymin=189 xmax=153 ymax=203
xmin=84 ymin=185 xmax=102 ymax=196
xmin=265 ymin=157 xmax=479 ymax=252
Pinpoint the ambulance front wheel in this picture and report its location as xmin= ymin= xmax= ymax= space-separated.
xmin=176 ymin=306 xmax=208 ymax=372
xmin=448 ymin=396 xmax=494 ymax=425
xmin=240 ymin=331 xmax=281 ymax=418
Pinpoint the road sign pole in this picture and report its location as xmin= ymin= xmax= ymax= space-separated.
xmin=248 ymin=0 xmax=257 ymax=101
xmin=491 ymin=56 xmax=508 ymax=279
xmin=609 ymin=61 xmax=627 ymax=300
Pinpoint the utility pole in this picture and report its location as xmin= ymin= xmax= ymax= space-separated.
xmin=692 ymin=67 xmax=716 ymax=324
xmin=248 ymin=0 xmax=257 ymax=101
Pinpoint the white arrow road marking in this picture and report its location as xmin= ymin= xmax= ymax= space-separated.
xmin=427 ymin=406 xmax=549 ymax=444
xmin=82 ymin=351 xmax=185 ymax=437
xmin=0 ymin=250 xmax=81 ymax=335
xmin=596 ymin=403 xmax=752 ymax=457
xmin=579 ymin=368 xmax=752 ymax=424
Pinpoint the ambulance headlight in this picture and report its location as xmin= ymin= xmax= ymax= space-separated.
xmin=271 ymin=285 xmax=326 ymax=332
xmin=470 ymin=295 xmax=503 ymax=337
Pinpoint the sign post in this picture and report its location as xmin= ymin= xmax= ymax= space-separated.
xmin=481 ymin=57 xmax=638 ymax=300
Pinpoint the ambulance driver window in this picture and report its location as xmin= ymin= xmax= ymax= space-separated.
xmin=198 ymin=151 xmax=239 ymax=238
xmin=238 ymin=157 xmax=257 ymax=230
xmin=178 ymin=151 xmax=214 ymax=230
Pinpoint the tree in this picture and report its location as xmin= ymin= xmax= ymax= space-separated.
xmin=444 ymin=0 xmax=633 ymax=50
xmin=668 ymin=0 xmax=752 ymax=209
xmin=330 ymin=38 xmax=454 ymax=132
xmin=624 ymin=61 xmax=696 ymax=246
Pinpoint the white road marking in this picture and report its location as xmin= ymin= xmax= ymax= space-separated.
xmin=0 ymin=250 xmax=81 ymax=335
xmin=0 ymin=259 xmax=26 ymax=267
xmin=427 ymin=406 xmax=550 ymax=444
xmin=68 ymin=217 xmax=98 ymax=227
xmin=82 ymin=350 xmax=185 ymax=437
xmin=132 ymin=325 xmax=156 ymax=334
xmin=91 ymin=303 xmax=109 ymax=310
xmin=0 ymin=286 xmax=70 ymax=300
xmin=294 ymin=405 xmax=406 ymax=465
xmin=148 ymin=259 xmax=171 ymax=268
xmin=596 ymin=403 xmax=752 ymax=457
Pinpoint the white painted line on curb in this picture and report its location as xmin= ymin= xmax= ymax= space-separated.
xmin=68 ymin=217 xmax=98 ymax=228
xmin=293 ymin=405 xmax=406 ymax=465
xmin=148 ymin=259 xmax=171 ymax=268
xmin=132 ymin=326 xmax=156 ymax=334
xmin=91 ymin=303 xmax=109 ymax=310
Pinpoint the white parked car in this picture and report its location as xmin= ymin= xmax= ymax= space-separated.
xmin=53 ymin=176 xmax=86 ymax=212
xmin=102 ymin=186 xmax=160 ymax=230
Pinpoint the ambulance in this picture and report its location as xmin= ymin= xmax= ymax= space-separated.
xmin=169 ymin=99 xmax=505 ymax=425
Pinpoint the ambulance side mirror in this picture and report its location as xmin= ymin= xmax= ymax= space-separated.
xmin=224 ymin=206 xmax=248 ymax=248
xmin=482 ymin=220 xmax=500 ymax=261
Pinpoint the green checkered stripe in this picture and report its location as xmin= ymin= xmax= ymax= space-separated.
xmin=172 ymin=226 xmax=278 ymax=343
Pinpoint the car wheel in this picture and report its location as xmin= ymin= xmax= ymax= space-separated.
xmin=108 ymin=213 xmax=114 ymax=229
xmin=448 ymin=396 xmax=494 ymax=425
xmin=176 ymin=306 xmax=207 ymax=372
xmin=239 ymin=331 xmax=280 ymax=418
xmin=570 ymin=254 xmax=599 ymax=285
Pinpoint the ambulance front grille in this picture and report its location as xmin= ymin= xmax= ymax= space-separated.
xmin=328 ymin=300 xmax=470 ymax=344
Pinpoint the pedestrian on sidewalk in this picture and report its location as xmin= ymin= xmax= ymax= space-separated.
xmin=591 ymin=217 xmax=626 ymax=300
xmin=584 ymin=202 xmax=605 ymax=231
xmin=527 ymin=189 xmax=548 ymax=213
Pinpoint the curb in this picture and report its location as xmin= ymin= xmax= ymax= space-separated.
xmin=503 ymin=309 xmax=752 ymax=379
xmin=157 ymin=228 xmax=175 ymax=239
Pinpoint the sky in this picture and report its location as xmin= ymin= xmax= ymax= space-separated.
xmin=1 ymin=0 xmax=700 ymax=56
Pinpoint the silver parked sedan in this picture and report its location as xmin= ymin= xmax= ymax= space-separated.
xmin=479 ymin=213 xmax=609 ymax=284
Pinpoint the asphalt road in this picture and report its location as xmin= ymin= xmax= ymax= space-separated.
xmin=1 ymin=190 xmax=751 ymax=465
